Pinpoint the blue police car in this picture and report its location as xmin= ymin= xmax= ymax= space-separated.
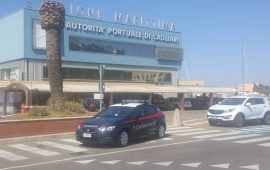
xmin=76 ymin=100 xmax=166 ymax=147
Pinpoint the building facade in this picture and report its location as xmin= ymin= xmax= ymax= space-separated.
xmin=0 ymin=7 xmax=183 ymax=114
xmin=0 ymin=8 xmax=183 ymax=86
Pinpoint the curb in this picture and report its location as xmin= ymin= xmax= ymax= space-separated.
xmin=0 ymin=132 xmax=75 ymax=144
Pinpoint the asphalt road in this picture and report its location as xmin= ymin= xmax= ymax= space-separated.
xmin=1 ymin=111 xmax=270 ymax=170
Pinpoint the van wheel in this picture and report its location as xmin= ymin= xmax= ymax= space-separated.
xmin=234 ymin=114 xmax=245 ymax=127
xmin=263 ymin=112 xmax=270 ymax=125
xmin=117 ymin=130 xmax=129 ymax=147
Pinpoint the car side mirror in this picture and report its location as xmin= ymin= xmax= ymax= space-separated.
xmin=245 ymin=102 xmax=251 ymax=106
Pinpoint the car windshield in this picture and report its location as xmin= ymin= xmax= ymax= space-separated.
xmin=96 ymin=106 xmax=133 ymax=118
xmin=219 ymin=98 xmax=246 ymax=105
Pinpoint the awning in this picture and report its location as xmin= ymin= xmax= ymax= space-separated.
xmin=0 ymin=81 xmax=236 ymax=94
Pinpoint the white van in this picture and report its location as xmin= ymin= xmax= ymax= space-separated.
xmin=207 ymin=96 xmax=270 ymax=127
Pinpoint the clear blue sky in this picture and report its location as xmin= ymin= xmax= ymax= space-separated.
xmin=1 ymin=0 xmax=270 ymax=87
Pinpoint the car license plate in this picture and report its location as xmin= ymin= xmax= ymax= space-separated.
xmin=83 ymin=133 xmax=92 ymax=138
xmin=211 ymin=116 xmax=219 ymax=119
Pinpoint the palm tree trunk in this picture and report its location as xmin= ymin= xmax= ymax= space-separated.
xmin=39 ymin=1 xmax=65 ymax=108
xmin=46 ymin=29 xmax=64 ymax=106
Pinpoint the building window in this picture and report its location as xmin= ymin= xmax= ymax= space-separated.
xmin=43 ymin=66 xmax=171 ymax=83
xmin=32 ymin=19 xmax=46 ymax=49
xmin=43 ymin=67 xmax=99 ymax=80
xmin=69 ymin=36 xmax=155 ymax=58
xmin=0 ymin=68 xmax=19 ymax=80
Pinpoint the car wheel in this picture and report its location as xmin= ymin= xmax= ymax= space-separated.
xmin=117 ymin=130 xmax=129 ymax=147
xmin=157 ymin=124 xmax=166 ymax=138
xmin=208 ymin=120 xmax=217 ymax=126
xmin=234 ymin=114 xmax=245 ymax=127
xmin=263 ymin=112 xmax=270 ymax=125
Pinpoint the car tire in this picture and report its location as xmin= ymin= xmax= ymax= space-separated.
xmin=117 ymin=130 xmax=129 ymax=147
xmin=263 ymin=112 xmax=270 ymax=125
xmin=234 ymin=114 xmax=245 ymax=127
xmin=156 ymin=124 xmax=166 ymax=138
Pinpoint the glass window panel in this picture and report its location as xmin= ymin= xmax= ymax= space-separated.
xmin=43 ymin=66 xmax=171 ymax=83
xmin=69 ymin=36 xmax=155 ymax=58
xmin=32 ymin=19 xmax=46 ymax=49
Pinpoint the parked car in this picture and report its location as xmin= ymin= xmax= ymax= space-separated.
xmin=76 ymin=100 xmax=166 ymax=147
xmin=207 ymin=96 xmax=270 ymax=127
xmin=152 ymin=97 xmax=193 ymax=111
xmin=81 ymin=98 xmax=100 ymax=111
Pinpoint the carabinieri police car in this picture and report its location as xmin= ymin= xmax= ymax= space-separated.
xmin=76 ymin=100 xmax=166 ymax=147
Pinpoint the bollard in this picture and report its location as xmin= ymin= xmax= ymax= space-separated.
xmin=172 ymin=108 xmax=183 ymax=127
xmin=20 ymin=104 xmax=26 ymax=114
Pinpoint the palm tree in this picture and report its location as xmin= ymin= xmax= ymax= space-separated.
xmin=39 ymin=1 xmax=65 ymax=108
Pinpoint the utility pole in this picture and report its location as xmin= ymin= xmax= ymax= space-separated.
xmin=241 ymin=37 xmax=245 ymax=95
xmin=98 ymin=64 xmax=106 ymax=111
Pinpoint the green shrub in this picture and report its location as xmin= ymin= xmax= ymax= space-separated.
xmin=62 ymin=101 xmax=85 ymax=113
xmin=28 ymin=107 xmax=50 ymax=117
xmin=49 ymin=101 xmax=85 ymax=114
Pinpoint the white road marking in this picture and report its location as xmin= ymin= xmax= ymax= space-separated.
xmin=167 ymin=126 xmax=191 ymax=130
xmin=167 ymin=128 xmax=205 ymax=134
xmin=239 ymin=164 xmax=259 ymax=170
xmin=240 ymin=126 xmax=270 ymax=130
xmin=181 ymin=162 xmax=201 ymax=167
xmin=235 ymin=137 xmax=270 ymax=144
xmin=36 ymin=141 xmax=87 ymax=152
xmin=0 ymin=149 xmax=27 ymax=161
xmin=258 ymin=142 xmax=270 ymax=147
xmin=75 ymin=159 xmax=95 ymax=164
xmin=0 ymin=139 xmax=204 ymax=170
xmin=212 ymin=134 xmax=261 ymax=141
xmin=126 ymin=161 xmax=147 ymax=165
xmin=184 ymin=121 xmax=208 ymax=126
xmin=162 ymin=137 xmax=174 ymax=141
xmin=195 ymin=131 xmax=241 ymax=139
xmin=145 ymin=140 xmax=156 ymax=143
xmin=239 ymin=129 xmax=270 ymax=133
xmin=210 ymin=163 xmax=230 ymax=169
xmin=9 ymin=144 xmax=61 ymax=157
xmin=183 ymin=119 xmax=206 ymax=123
xmin=60 ymin=138 xmax=81 ymax=145
xmin=153 ymin=161 xmax=173 ymax=166
xmin=101 ymin=160 xmax=121 ymax=165
xmin=176 ymin=130 xmax=222 ymax=136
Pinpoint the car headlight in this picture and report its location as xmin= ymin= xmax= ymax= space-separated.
xmin=98 ymin=125 xmax=116 ymax=132
xmin=224 ymin=108 xmax=236 ymax=113
xmin=223 ymin=115 xmax=232 ymax=119
xmin=77 ymin=123 xmax=83 ymax=130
